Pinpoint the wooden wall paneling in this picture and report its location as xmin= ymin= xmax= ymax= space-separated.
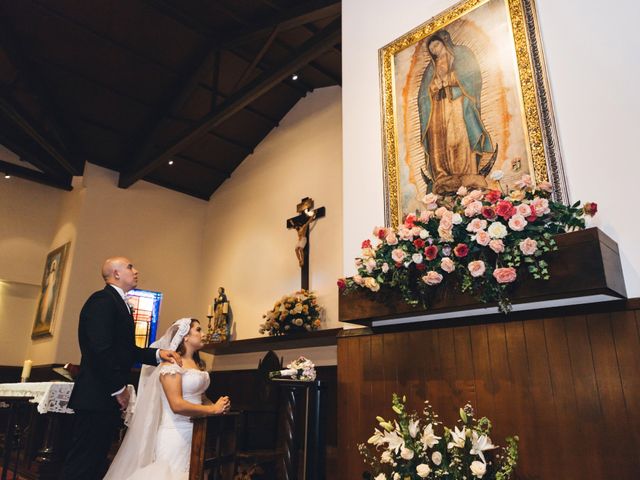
xmin=587 ymin=312 xmax=634 ymax=477
xmin=503 ymin=321 xmax=539 ymax=475
xmin=452 ymin=325 xmax=477 ymax=410
xmin=611 ymin=310 xmax=640 ymax=457
xmin=467 ymin=324 xmax=496 ymax=433
xmin=418 ymin=327 xmax=440 ymax=407
xmin=435 ymin=327 xmax=459 ymax=421
xmin=564 ymin=314 xmax=606 ymax=476
xmin=521 ymin=315 xmax=559 ymax=476
xmin=543 ymin=315 xmax=582 ymax=476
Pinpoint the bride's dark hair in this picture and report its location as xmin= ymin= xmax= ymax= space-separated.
xmin=176 ymin=318 xmax=206 ymax=371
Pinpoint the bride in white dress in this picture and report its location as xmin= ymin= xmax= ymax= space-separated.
xmin=104 ymin=318 xmax=230 ymax=480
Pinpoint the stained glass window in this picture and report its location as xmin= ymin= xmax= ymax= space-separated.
xmin=126 ymin=289 xmax=162 ymax=348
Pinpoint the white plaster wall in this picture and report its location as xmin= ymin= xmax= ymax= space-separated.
xmin=342 ymin=0 xmax=640 ymax=296
xmin=199 ymin=86 xmax=343 ymax=356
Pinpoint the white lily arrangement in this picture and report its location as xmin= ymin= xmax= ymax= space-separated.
xmin=268 ymin=356 xmax=316 ymax=382
xmin=359 ymin=394 xmax=518 ymax=480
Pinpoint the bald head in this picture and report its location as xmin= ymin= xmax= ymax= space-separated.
xmin=102 ymin=257 xmax=139 ymax=292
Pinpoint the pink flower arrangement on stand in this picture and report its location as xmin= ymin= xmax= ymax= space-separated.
xmin=338 ymin=175 xmax=596 ymax=313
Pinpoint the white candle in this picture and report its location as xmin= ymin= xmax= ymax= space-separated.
xmin=207 ymin=305 xmax=213 ymax=317
xmin=21 ymin=359 xmax=32 ymax=380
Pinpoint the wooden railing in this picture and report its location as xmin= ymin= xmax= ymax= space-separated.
xmin=189 ymin=411 xmax=240 ymax=480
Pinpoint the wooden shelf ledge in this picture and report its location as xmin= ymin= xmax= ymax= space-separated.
xmin=202 ymin=328 xmax=342 ymax=355
xmin=339 ymin=228 xmax=627 ymax=328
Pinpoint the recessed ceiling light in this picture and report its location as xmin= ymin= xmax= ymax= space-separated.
xmin=291 ymin=74 xmax=299 ymax=81
xmin=4 ymin=174 xmax=10 ymax=179
xmin=168 ymin=160 xmax=174 ymax=165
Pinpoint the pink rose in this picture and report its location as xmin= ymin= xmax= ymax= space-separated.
xmin=438 ymin=225 xmax=454 ymax=242
xmin=469 ymin=189 xmax=484 ymax=201
xmin=493 ymin=267 xmax=517 ymax=283
xmin=419 ymin=210 xmax=434 ymax=222
xmin=439 ymin=215 xmax=453 ymax=231
xmin=489 ymin=239 xmax=505 ymax=253
xmin=385 ymin=232 xmax=398 ymax=245
xmin=422 ymin=271 xmax=443 ymax=285
xmin=532 ymin=197 xmax=550 ymax=216
xmin=391 ymin=248 xmax=406 ymax=263
xmin=474 ymin=230 xmax=491 ymax=246
xmin=373 ymin=226 xmax=387 ymax=239
xmin=456 ymin=186 xmax=468 ymax=196
xmin=468 ymin=260 xmax=486 ymax=278
xmin=508 ymin=214 xmax=527 ymax=231
xmin=398 ymin=226 xmax=413 ymax=241
xmin=464 ymin=201 xmax=483 ymax=218
xmin=537 ymin=181 xmax=553 ymax=192
xmin=519 ymin=238 xmax=538 ymax=255
xmin=516 ymin=203 xmax=532 ymax=217
xmin=466 ymin=218 xmax=488 ymax=233
xmin=515 ymin=174 xmax=533 ymax=189
xmin=435 ymin=206 xmax=449 ymax=219
xmin=422 ymin=193 xmax=439 ymax=210
xmin=381 ymin=262 xmax=390 ymax=273
xmin=353 ymin=274 xmax=364 ymax=285
xmin=440 ymin=257 xmax=455 ymax=273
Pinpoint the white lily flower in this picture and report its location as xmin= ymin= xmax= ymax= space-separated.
xmin=367 ymin=428 xmax=384 ymax=446
xmin=382 ymin=429 xmax=404 ymax=454
xmin=447 ymin=426 xmax=466 ymax=450
xmin=470 ymin=431 xmax=496 ymax=463
xmin=408 ymin=418 xmax=420 ymax=438
xmin=421 ymin=423 xmax=441 ymax=449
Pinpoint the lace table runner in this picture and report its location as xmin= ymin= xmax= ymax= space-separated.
xmin=0 ymin=382 xmax=136 ymax=419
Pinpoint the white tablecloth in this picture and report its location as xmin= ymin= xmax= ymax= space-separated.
xmin=0 ymin=382 xmax=136 ymax=421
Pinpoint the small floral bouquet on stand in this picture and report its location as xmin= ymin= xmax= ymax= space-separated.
xmin=360 ymin=394 xmax=518 ymax=480
xmin=339 ymin=175 xmax=597 ymax=313
xmin=269 ymin=356 xmax=317 ymax=381
xmin=258 ymin=289 xmax=322 ymax=336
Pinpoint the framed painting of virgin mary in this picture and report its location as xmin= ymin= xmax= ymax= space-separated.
xmin=380 ymin=0 xmax=568 ymax=227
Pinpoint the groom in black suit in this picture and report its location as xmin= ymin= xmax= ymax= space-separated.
xmin=61 ymin=257 xmax=181 ymax=480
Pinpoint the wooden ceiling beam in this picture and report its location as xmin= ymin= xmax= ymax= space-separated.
xmin=221 ymin=0 xmax=341 ymax=48
xmin=0 ymin=158 xmax=72 ymax=191
xmin=172 ymin=153 xmax=231 ymax=179
xmin=0 ymin=10 xmax=83 ymax=173
xmin=119 ymin=20 xmax=340 ymax=188
xmin=0 ymin=91 xmax=80 ymax=176
xmin=207 ymin=132 xmax=253 ymax=154
xmin=127 ymin=40 xmax=216 ymax=175
xmin=0 ymin=131 xmax=68 ymax=179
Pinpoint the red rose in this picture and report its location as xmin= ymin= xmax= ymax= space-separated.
xmin=413 ymin=239 xmax=426 ymax=249
xmin=337 ymin=278 xmax=346 ymax=290
xmin=377 ymin=228 xmax=387 ymax=240
xmin=485 ymin=190 xmax=502 ymax=203
xmin=583 ymin=202 xmax=598 ymax=216
xmin=415 ymin=263 xmax=426 ymax=271
xmin=453 ymin=243 xmax=469 ymax=258
xmin=424 ymin=245 xmax=438 ymax=261
xmin=361 ymin=239 xmax=372 ymax=249
xmin=404 ymin=213 xmax=416 ymax=227
xmin=495 ymin=200 xmax=516 ymax=220
xmin=481 ymin=206 xmax=497 ymax=220
xmin=526 ymin=204 xmax=537 ymax=222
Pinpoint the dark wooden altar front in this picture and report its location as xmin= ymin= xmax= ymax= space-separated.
xmin=336 ymin=228 xmax=639 ymax=479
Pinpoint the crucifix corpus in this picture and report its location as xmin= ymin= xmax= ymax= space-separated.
xmin=286 ymin=197 xmax=325 ymax=291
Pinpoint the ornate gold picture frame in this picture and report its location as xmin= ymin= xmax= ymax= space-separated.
xmin=32 ymin=242 xmax=70 ymax=338
xmin=380 ymin=0 xmax=568 ymax=227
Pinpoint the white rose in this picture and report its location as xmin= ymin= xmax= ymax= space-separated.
xmin=487 ymin=221 xmax=508 ymax=239
xmin=380 ymin=450 xmax=393 ymax=464
xmin=400 ymin=447 xmax=414 ymax=460
xmin=381 ymin=262 xmax=390 ymax=273
xmin=470 ymin=460 xmax=487 ymax=478
xmin=490 ymin=169 xmax=504 ymax=180
xmin=452 ymin=213 xmax=463 ymax=225
xmin=374 ymin=474 xmax=387 ymax=480
xmin=393 ymin=474 xmax=400 ymax=480
xmin=416 ymin=464 xmax=432 ymax=478
xmin=412 ymin=253 xmax=424 ymax=264
xmin=419 ymin=229 xmax=429 ymax=239
xmin=432 ymin=451 xmax=442 ymax=465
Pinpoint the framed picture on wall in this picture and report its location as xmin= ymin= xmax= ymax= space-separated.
xmin=379 ymin=0 xmax=568 ymax=227
xmin=31 ymin=242 xmax=70 ymax=338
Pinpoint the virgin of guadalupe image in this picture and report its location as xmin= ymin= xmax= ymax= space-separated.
xmin=417 ymin=29 xmax=498 ymax=195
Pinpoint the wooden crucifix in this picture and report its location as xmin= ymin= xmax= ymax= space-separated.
xmin=286 ymin=197 xmax=325 ymax=291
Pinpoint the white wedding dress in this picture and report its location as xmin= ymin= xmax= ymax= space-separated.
xmin=104 ymin=364 xmax=211 ymax=480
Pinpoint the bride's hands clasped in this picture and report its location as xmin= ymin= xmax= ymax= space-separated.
xmin=209 ymin=395 xmax=231 ymax=415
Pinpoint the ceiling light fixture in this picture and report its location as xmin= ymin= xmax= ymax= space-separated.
xmin=291 ymin=73 xmax=299 ymax=81
xmin=4 ymin=174 xmax=10 ymax=179
xmin=168 ymin=160 xmax=174 ymax=165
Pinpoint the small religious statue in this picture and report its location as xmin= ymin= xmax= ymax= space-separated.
xmin=212 ymin=287 xmax=230 ymax=342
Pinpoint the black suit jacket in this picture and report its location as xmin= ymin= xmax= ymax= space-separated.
xmin=68 ymin=285 xmax=158 ymax=411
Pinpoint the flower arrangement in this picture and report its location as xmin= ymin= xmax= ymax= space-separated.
xmin=258 ymin=289 xmax=322 ymax=336
xmin=338 ymin=175 xmax=597 ymax=312
xmin=269 ymin=356 xmax=317 ymax=381
xmin=360 ymin=394 xmax=519 ymax=480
